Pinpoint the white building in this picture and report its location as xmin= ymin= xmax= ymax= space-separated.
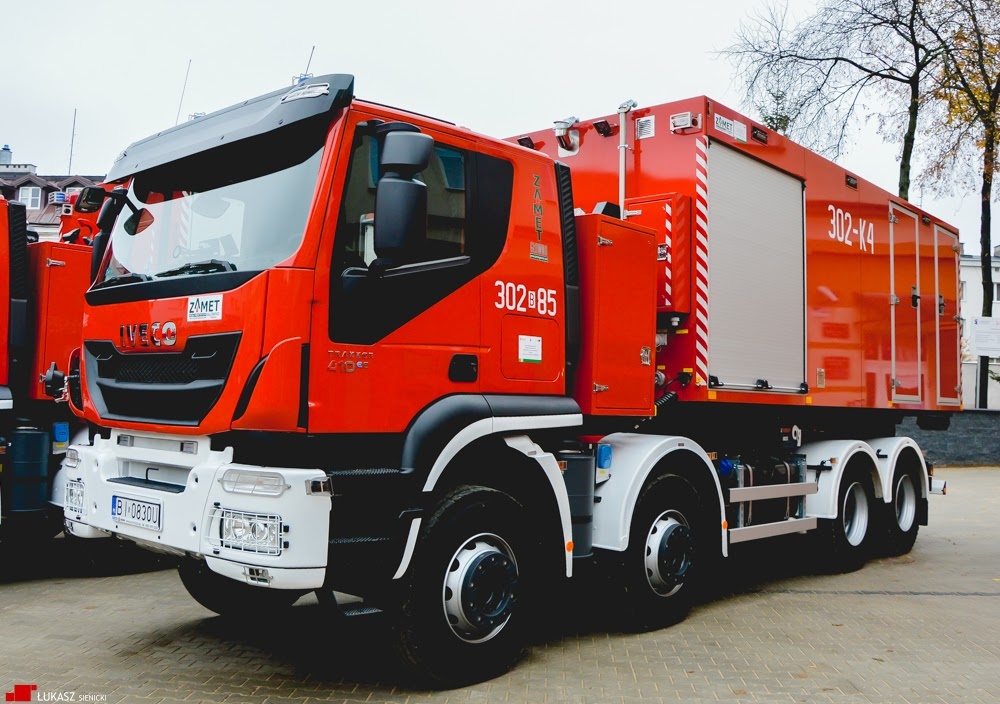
xmin=959 ymin=248 xmax=1000 ymax=408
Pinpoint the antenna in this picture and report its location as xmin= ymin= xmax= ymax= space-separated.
xmin=175 ymin=59 xmax=192 ymax=125
xmin=68 ymin=108 xmax=77 ymax=174
xmin=294 ymin=46 xmax=315 ymax=85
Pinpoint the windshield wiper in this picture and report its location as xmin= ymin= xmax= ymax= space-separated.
xmin=90 ymin=272 xmax=153 ymax=290
xmin=154 ymin=259 xmax=237 ymax=278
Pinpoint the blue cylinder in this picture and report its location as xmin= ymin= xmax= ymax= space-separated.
xmin=9 ymin=427 xmax=50 ymax=512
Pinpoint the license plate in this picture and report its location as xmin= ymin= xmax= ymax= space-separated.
xmin=111 ymin=495 xmax=162 ymax=531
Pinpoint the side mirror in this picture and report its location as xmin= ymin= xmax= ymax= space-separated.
xmin=75 ymin=186 xmax=107 ymax=214
xmin=373 ymin=132 xmax=434 ymax=267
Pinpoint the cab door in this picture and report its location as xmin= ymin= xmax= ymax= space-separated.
xmin=307 ymin=112 xmax=510 ymax=434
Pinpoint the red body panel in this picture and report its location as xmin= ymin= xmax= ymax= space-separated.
xmin=573 ymin=215 xmax=657 ymax=415
xmin=77 ymin=273 xmax=270 ymax=434
xmin=26 ymin=242 xmax=91 ymax=400
xmin=513 ymin=96 xmax=961 ymax=413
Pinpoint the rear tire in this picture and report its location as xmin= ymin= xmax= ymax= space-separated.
xmin=613 ymin=474 xmax=707 ymax=631
xmin=177 ymin=558 xmax=305 ymax=617
xmin=884 ymin=466 xmax=920 ymax=556
xmin=390 ymin=486 xmax=533 ymax=688
xmin=815 ymin=463 xmax=875 ymax=573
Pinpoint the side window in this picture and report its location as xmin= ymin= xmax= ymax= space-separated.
xmin=335 ymin=135 xmax=466 ymax=268
xmin=420 ymin=145 xmax=466 ymax=259
xmin=18 ymin=186 xmax=41 ymax=210
xmin=329 ymin=125 xmax=513 ymax=344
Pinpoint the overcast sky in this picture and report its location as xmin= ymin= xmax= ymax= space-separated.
xmin=4 ymin=0 xmax=993 ymax=249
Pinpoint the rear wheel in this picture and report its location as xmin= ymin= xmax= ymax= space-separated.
xmin=177 ymin=558 xmax=305 ymax=617
xmin=884 ymin=466 xmax=920 ymax=556
xmin=390 ymin=486 xmax=532 ymax=688
xmin=815 ymin=463 xmax=875 ymax=573
xmin=614 ymin=474 xmax=707 ymax=631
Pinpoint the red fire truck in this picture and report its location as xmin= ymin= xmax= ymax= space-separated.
xmin=0 ymin=195 xmax=94 ymax=540
xmin=61 ymin=75 xmax=950 ymax=686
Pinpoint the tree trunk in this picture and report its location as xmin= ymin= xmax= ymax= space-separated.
xmin=977 ymin=127 xmax=996 ymax=408
xmin=898 ymin=79 xmax=920 ymax=200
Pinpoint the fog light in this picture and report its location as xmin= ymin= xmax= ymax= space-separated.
xmin=219 ymin=509 xmax=282 ymax=555
xmin=219 ymin=469 xmax=289 ymax=496
xmin=66 ymin=480 xmax=86 ymax=514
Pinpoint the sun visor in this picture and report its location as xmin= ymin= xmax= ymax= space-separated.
xmin=105 ymin=74 xmax=354 ymax=182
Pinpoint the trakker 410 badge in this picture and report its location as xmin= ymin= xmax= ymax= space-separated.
xmin=119 ymin=321 xmax=177 ymax=348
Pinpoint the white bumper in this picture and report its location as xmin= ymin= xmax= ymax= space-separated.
xmin=63 ymin=430 xmax=331 ymax=590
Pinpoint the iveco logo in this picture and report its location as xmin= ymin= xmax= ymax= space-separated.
xmin=119 ymin=321 xmax=177 ymax=348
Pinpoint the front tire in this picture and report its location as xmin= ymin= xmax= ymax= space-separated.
xmin=390 ymin=486 xmax=532 ymax=688
xmin=177 ymin=558 xmax=305 ymax=617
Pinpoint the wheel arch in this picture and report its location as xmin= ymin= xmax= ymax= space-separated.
xmin=591 ymin=432 xmax=727 ymax=559
xmin=394 ymin=433 xmax=573 ymax=579
xmin=867 ymin=436 xmax=928 ymax=503
xmin=802 ymin=440 xmax=882 ymax=519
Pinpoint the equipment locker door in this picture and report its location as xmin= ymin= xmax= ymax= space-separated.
xmin=706 ymin=142 xmax=805 ymax=391
xmin=889 ymin=203 xmax=920 ymax=403
xmin=935 ymin=225 xmax=961 ymax=405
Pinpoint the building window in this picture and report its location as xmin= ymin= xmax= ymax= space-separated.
xmin=961 ymin=281 xmax=966 ymax=301
xmin=18 ymin=186 xmax=41 ymax=209
xmin=995 ymin=283 xmax=1000 ymax=302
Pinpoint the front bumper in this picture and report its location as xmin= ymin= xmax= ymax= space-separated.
xmin=63 ymin=430 xmax=331 ymax=590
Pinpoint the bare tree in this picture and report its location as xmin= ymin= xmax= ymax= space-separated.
xmin=919 ymin=0 xmax=1000 ymax=408
xmin=721 ymin=0 xmax=943 ymax=199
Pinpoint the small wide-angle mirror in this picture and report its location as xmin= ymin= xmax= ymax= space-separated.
xmin=123 ymin=208 xmax=155 ymax=236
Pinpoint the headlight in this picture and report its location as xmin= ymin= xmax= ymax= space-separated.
xmin=66 ymin=480 xmax=86 ymax=514
xmin=219 ymin=509 xmax=282 ymax=555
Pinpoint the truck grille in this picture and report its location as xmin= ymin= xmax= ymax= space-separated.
xmin=84 ymin=332 xmax=241 ymax=424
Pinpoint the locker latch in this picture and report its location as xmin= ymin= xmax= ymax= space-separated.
xmin=593 ymin=383 xmax=610 ymax=393
xmin=938 ymin=294 xmax=946 ymax=315
xmin=46 ymin=258 xmax=66 ymax=267
xmin=911 ymin=286 xmax=920 ymax=308
xmin=890 ymin=294 xmax=900 ymax=305
xmin=597 ymin=236 xmax=614 ymax=246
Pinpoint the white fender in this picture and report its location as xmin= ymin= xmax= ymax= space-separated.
xmin=422 ymin=413 xmax=583 ymax=492
xmin=592 ymin=432 xmax=727 ymax=558
xmin=866 ymin=436 xmax=928 ymax=504
xmin=49 ymin=427 xmax=91 ymax=508
xmin=394 ymin=429 xmax=579 ymax=580
xmin=800 ymin=440 xmax=882 ymax=519
xmin=502 ymin=435 xmax=575 ymax=578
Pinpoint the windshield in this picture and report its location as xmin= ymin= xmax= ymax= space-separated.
xmin=100 ymin=139 xmax=324 ymax=283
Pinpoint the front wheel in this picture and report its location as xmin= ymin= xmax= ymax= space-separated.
xmin=390 ymin=486 xmax=533 ymax=688
xmin=177 ymin=559 xmax=306 ymax=617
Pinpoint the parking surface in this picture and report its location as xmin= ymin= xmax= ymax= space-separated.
xmin=1 ymin=466 xmax=998 ymax=704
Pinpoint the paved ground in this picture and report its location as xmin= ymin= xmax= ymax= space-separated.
xmin=1 ymin=466 xmax=997 ymax=704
